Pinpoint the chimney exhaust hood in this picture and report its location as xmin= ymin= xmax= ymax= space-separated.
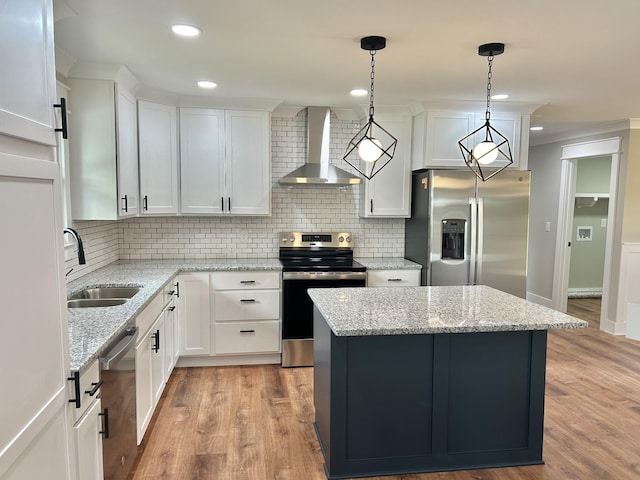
xmin=279 ymin=107 xmax=362 ymax=186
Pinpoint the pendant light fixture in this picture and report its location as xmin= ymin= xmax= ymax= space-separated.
xmin=458 ymin=42 xmax=513 ymax=181
xmin=343 ymin=36 xmax=397 ymax=180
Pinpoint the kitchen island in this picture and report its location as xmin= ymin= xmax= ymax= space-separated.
xmin=309 ymin=285 xmax=587 ymax=479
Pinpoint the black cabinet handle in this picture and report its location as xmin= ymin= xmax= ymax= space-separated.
xmin=99 ymin=408 xmax=110 ymax=438
xmin=167 ymin=290 xmax=175 ymax=295
xmin=387 ymin=278 xmax=403 ymax=282
xmin=168 ymin=305 xmax=176 ymax=311
xmin=143 ymin=195 xmax=148 ymax=211
xmin=370 ymin=199 xmax=373 ymax=214
xmin=121 ymin=194 xmax=128 ymax=212
xmin=152 ymin=329 xmax=160 ymax=353
xmin=240 ymin=299 xmax=256 ymax=303
xmin=228 ymin=197 xmax=231 ymax=212
xmin=85 ymin=380 xmax=103 ymax=397
xmin=240 ymin=329 xmax=256 ymax=333
xmin=175 ymin=282 xmax=180 ymax=298
xmin=221 ymin=196 xmax=224 ymax=211
xmin=239 ymin=280 xmax=256 ymax=284
xmin=53 ymin=98 xmax=68 ymax=139
xmin=68 ymin=371 xmax=81 ymax=408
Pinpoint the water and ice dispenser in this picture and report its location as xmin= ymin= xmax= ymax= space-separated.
xmin=441 ymin=219 xmax=465 ymax=260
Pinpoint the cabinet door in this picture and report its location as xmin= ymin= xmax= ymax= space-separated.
xmin=225 ymin=110 xmax=271 ymax=215
xmin=164 ymin=303 xmax=177 ymax=378
xmin=422 ymin=110 xmax=475 ymax=168
xmin=178 ymin=273 xmax=211 ymax=356
xmin=150 ymin=317 xmax=165 ymax=406
xmin=74 ymin=399 xmax=104 ymax=480
xmin=472 ymin=112 xmax=522 ymax=169
xmin=360 ymin=115 xmax=411 ymax=218
xmin=116 ymin=87 xmax=139 ymax=217
xmin=0 ymin=0 xmax=57 ymax=146
xmin=138 ymin=101 xmax=179 ymax=215
xmin=179 ymin=108 xmax=225 ymax=214
xmin=135 ymin=334 xmax=152 ymax=444
xmin=0 ymin=154 xmax=72 ymax=478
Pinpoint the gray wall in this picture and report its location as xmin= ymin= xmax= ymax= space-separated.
xmin=569 ymin=198 xmax=609 ymax=291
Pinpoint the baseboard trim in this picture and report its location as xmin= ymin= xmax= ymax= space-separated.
xmin=176 ymin=353 xmax=282 ymax=367
xmin=526 ymin=292 xmax=554 ymax=308
xmin=568 ymin=288 xmax=602 ymax=298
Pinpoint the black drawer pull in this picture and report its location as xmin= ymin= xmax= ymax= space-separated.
xmin=387 ymin=278 xmax=403 ymax=282
xmin=121 ymin=194 xmax=128 ymax=212
xmin=99 ymin=408 xmax=109 ymax=438
xmin=152 ymin=329 xmax=160 ymax=353
xmin=68 ymin=371 xmax=81 ymax=408
xmin=53 ymin=97 xmax=68 ymax=139
xmin=240 ymin=329 xmax=256 ymax=333
xmin=167 ymin=290 xmax=175 ymax=295
xmin=85 ymin=380 xmax=103 ymax=397
xmin=167 ymin=305 xmax=176 ymax=311
xmin=240 ymin=280 xmax=256 ymax=284
xmin=240 ymin=299 xmax=256 ymax=303
xmin=175 ymin=282 xmax=180 ymax=298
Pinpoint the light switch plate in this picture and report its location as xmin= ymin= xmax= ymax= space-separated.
xmin=601 ymin=218 xmax=607 ymax=227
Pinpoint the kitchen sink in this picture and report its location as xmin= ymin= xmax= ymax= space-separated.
xmin=67 ymin=298 xmax=128 ymax=308
xmin=69 ymin=286 xmax=140 ymax=300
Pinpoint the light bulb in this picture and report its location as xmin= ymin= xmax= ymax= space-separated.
xmin=472 ymin=141 xmax=499 ymax=165
xmin=358 ymin=138 xmax=383 ymax=163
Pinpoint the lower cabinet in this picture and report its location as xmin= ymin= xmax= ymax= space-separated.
xmin=177 ymin=273 xmax=211 ymax=356
xmin=73 ymin=398 xmax=104 ymax=480
xmin=367 ymin=269 xmax=421 ymax=287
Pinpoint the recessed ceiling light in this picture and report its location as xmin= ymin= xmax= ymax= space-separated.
xmin=350 ymin=89 xmax=368 ymax=97
xmin=491 ymin=93 xmax=509 ymax=100
xmin=530 ymin=126 xmax=544 ymax=131
xmin=171 ymin=24 xmax=201 ymax=37
xmin=197 ymin=80 xmax=218 ymax=89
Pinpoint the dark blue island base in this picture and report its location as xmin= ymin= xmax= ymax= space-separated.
xmin=313 ymin=306 xmax=548 ymax=479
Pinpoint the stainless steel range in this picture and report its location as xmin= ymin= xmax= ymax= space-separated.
xmin=279 ymin=232 xmax=366 ymax=367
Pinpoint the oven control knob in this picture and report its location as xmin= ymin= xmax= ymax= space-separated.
xmin=346 ymin=236 xmax=352 ymax=243
xmin=289 ymin=237 xmax=295 ymax=243
xmin=281 ymin=237 xmax=287 ymax=243
xmin=338 ymin=236 xmax=344 ymax=243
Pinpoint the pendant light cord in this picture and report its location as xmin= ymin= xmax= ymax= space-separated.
xmin=368 ymin=50 xmax=376 ymax=119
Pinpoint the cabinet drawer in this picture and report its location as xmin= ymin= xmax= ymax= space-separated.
xmin=367 ymin=269 xmax=421 ymax=287
xmin=211 ymin=271 xmax=280 ymax=290
xmin=214 ymin=321 xmax=280 ymax=354
xmin=214 ymin=290 xmax=280 ymax=321
xmin=135 ymin=291 xmax=165 ymax=335
xmin=69 ymin=359 xmax=100 ymax=423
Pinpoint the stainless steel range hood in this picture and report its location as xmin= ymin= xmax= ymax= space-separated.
xmin=279 ymin=107 xmax=362 ymax=185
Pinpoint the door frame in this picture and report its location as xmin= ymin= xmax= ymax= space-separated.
xmin=552 ymin=137 xmax=621 ymax=331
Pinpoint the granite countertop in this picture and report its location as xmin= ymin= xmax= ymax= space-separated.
xmin=308 ymin=285 xmax=588 ymax=336
xmin=67 ymin=259 xmax=282 ymax=372
xmin=356 ymin=258 xmax=422 ymax=270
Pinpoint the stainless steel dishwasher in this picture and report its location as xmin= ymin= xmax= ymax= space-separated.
xmin=100 ymin=324 xmax=139 ymax=480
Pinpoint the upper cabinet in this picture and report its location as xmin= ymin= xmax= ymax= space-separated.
xmin=138 ymin=101 xmax=179 ymax=215
xmin=411 ymin=109 xmax=531 ymax=171
xmin=0 ymin=0 xmax=57 ymax=146
xmin=359 ymin=115 xmax=412 ymax=218
xmin=67 ymin=73 xmax=139 ymax=220
xmin=180 ymin=108 xmax=271 ymax=215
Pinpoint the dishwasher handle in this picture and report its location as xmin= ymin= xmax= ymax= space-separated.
xmin=100 ymin=326 xmax=138 ymax=370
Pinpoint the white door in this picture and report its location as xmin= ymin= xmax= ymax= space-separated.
xmin=138 ymin=101 xmax=179 ymax=215
xmin=116 ymin=87 xmax=139 ymax=217
xmin=0 ymin=154 xmax=73 ymax=479
xmin=178 ymin=274 xmax=211 ymax=356
xmin=0 ymin=0 xmax=57 ymax=146
xmin=180 ymin=108 xmax=225 ymax=214
xmin=225 ymin=110 xmax=271 ymax=215
xmin=74 ymin=399 xmax=104 ymax=480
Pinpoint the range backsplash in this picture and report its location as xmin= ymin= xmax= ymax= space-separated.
xmin=68 ymin=110 xmax=405 ymax=278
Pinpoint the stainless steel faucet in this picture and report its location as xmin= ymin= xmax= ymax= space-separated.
xmin=63 ymin=227 xmax=86 ymax=265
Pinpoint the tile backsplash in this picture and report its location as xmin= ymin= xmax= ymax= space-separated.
xmin=68 ymin=109 xmax=406 ymax=276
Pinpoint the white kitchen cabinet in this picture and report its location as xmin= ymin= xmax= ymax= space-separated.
xmin=135 ymin=327 xmax=153 ymax=445
xmin=164 ymin=300 xmax=178 ymax=379
xmin=411 ymin=110 xmax=529 ymax=171
xmin=67 ymin=78 xmax=139 ymax=219
xmin=0 ymin=0 xmax=57 ymax=146
xmin=179 ymin=108 xmax=271 ymax=215
xmin=73 ymin=396 xmax=104 ymax=480
xmin=359 ymin=115 xmax=412 ymax=218
xmin=211 ymin=271 xmax=281 ymax=356
xmin=367 ymin=269 xmax=421 ymax=287
xmin=138 ymin=101 xmax=179 ymax=215
xmin=178 ymin=273 xmax=212 ymax=356
xmin=150 ymin=315 xmax=166 ymax=406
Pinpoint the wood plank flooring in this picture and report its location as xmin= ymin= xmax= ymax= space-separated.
xmin=130 ymin=301 xmax=640 ymax=480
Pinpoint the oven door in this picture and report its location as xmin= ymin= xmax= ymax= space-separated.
xmin=282 ymin=272 xmax=366 ymax=367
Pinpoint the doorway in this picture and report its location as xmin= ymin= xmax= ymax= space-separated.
xmin=552 ymin=137 xmax=621 ymax=332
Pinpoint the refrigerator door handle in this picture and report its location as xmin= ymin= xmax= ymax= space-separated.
xmin=469 ymin=197 xmax=477 ymax=285
xmin=476 ymin=197 xmax=485 ymax=284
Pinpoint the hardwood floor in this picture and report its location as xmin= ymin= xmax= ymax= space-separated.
xmin=130 ymin=303 xmax=640 ymax=480
xmin=567 ymin=297 xmax=601 ymax=328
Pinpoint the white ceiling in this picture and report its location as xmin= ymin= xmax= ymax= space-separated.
xmin=53 ymin=0 xmax=640 ymax=144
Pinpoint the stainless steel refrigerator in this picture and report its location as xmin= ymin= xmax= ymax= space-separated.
xmin=405 ymin=169 xmax=530 ymax=298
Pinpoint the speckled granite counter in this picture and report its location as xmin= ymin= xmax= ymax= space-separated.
xmin=355 ymin=257 xmax=422 ymax=270
xmin=308 ymin=284 xmax=587 ymax=336
xmin=67 ymin=259 xmax=281 ymax=372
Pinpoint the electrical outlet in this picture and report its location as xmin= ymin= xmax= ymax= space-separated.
xmin=545 ymin=221 xmax=551 ymax=232
xmin=601 ymin=218 xmax=607 ymax=228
